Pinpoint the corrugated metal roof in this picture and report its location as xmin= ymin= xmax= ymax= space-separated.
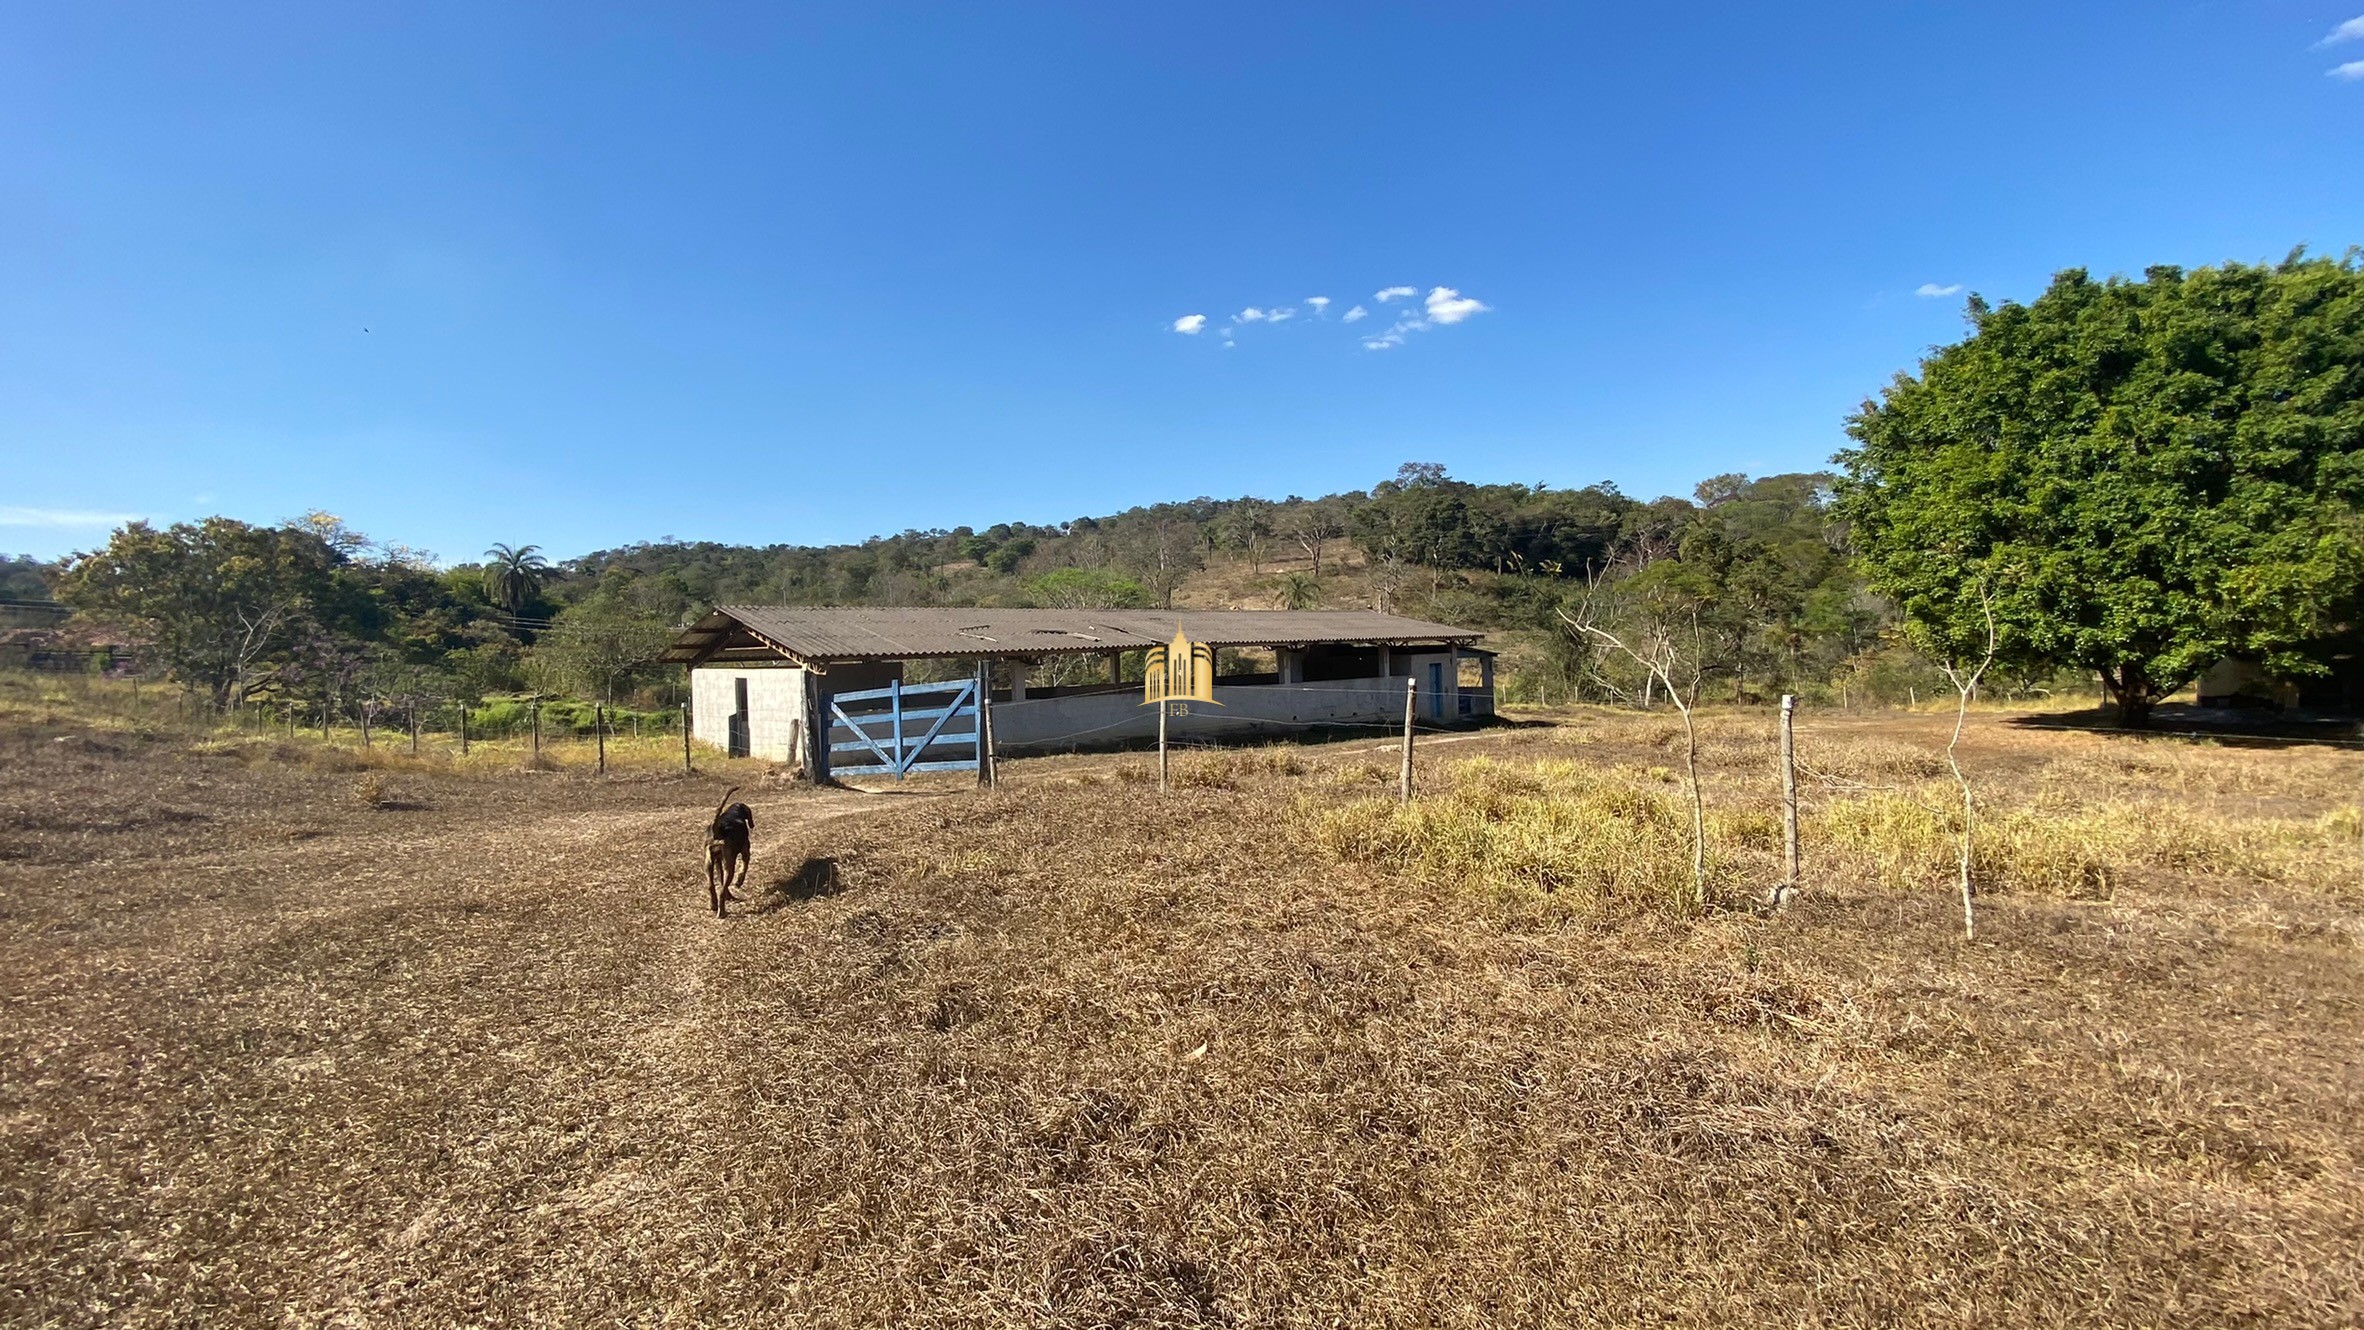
xmin=661 ymin=606 xmax=1482 ymax=664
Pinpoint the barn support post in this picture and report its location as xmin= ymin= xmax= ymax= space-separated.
xmin=976 ymin=659 xmax=995 ymax=789
xmin=803 ymin=672 xmax=828 ymax=784
xmin=1399 ymin=676 xmax=1417 ymax=803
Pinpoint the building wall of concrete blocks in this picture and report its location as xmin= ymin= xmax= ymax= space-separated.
xmin=990 ymin=671 xmax=1484 ymax=754
xmin=690 ymin=666 xmax=809 ymax=761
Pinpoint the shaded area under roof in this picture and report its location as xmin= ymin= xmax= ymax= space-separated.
xmin=661 ymin=606 xmax=1483 ymax=666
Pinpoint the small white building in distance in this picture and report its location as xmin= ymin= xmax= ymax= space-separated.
xmin=661 ymin=606 xmax=1494 ymax=776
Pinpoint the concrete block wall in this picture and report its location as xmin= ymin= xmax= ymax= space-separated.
xmin=691 ymin=666 xmax=809 ymax=761
xmin=991 ymin=675 xmax=1431 ymax=754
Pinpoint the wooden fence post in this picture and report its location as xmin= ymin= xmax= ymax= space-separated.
xmin=531 ymin=700 xmax=541 ymax=760
xmin=459 ymin=701 xmax=469 ymax=755
xmin=410 ymin=704 xmax=420 ymax=757
xmin=1780 ymin=693 xmax=1799 ymax=891
xmin=1399 ymin=676 xmax=1417 ymax=804
xmin=1158 ymin=697 xmax=1169 ymax=794
xmin=681 ymin=701 xmax=692 ymax=773
xmin=596 ymin=703 xmax=607 ymax=775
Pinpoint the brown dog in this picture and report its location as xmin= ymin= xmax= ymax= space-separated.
xmin=705 ymin=786 xmax=754 ymax=917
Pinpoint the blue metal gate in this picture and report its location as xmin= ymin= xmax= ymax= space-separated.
xmin=823 ymin=677 xmax=981 ymax=780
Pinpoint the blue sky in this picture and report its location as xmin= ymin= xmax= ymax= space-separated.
xmin=4 ymin=3 xmax=2361 ymax=565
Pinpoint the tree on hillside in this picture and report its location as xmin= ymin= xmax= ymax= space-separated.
xmin=1023 ymin=567 xmax=1151 ymax=609
xmin=59 ymin=518 xmax=341 ymax=709
xmin=1280 ymin=499 xmax=1346 ymax=578
xmin=529 ymin=606 xmax=676 ymax=706
xmin=0 ymin=554 xmax=53 ymax=602
xmin=1839 ymin=253 xmax=2364 ymax=726
xmin=1221 ymin=499 xmax=1276 ymax=573
xmin=1114 ymin=512 xmax=1203 ymax=609
xmin=482 ymin=543 xmax=550 ymax=620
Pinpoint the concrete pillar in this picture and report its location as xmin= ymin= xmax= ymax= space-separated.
xmin=1277 ymin=647 xmax=1304 ymax=685
xmin=1008 ymin=660 xmax=1029 ymax=702
xmin=1378 ymin=645 xmax=1394 ymax=678
xmin=1105 ymin=652 xmax=1123 ymax=686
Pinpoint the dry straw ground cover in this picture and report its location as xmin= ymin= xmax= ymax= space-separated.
xmin=2 ymin=691 xmax=2361 ymax=1327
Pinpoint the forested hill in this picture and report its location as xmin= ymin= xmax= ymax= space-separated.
xmin=23 ymin=464 xmax=1880 ymax=712
xmin=562 ymin=466 xmax=1856 ymax=629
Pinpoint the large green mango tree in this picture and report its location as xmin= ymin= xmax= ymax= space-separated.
xmin=1838 ymin=253 xmax=2364 ymax=726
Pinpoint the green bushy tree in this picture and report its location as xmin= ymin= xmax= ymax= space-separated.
xmin=1840 ymin=253 xmax=2364 ymax=725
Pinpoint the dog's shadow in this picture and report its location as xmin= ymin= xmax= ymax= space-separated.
xmin=751 ymin=856 xmax=844 ymax=913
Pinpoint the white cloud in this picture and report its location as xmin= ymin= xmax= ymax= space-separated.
xmin=0 ymin=506 xmax=142 ymax=528
xmin=1172 ymin=313 xmax=1207 ymax=335
xmin=2320 ymin=15 xmax=2364 ymax=44
xmin=1266 ymin=307 xmax=1297 ymax=323
xmin=1374 ymin=285 xmax=1416 ymax=303
xmin=1363 ymin=315 xmax=1429 ymax=350
xmin=1235 ymin=307 xmax=1266 ymax=323
xmin=1915 ymin=282 xmax=1964 ymax=298
xmin=1423 ymin=286 xmax=1488 ymax=325
xmin=1306 ymin=296 xmax=1330 ymax=314
xmin=1342 ymin=304 xmax=1368 ymax=323
xmin=2333 ymin=59 xmax=2364 ymax=79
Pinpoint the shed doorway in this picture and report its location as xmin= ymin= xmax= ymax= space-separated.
xmin=729 ymin=677 xmax=751 ymax=758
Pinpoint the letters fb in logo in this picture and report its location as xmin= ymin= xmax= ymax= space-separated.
xmin=1142 ymin=629 xmax=1222 ymax=708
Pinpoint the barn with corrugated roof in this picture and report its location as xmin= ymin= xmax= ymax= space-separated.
xmin=660 ymin=606 xmax=1492 ymax=778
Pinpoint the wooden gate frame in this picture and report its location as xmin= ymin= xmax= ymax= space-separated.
xmin=823 ymin=677 xmax=980 ymax=780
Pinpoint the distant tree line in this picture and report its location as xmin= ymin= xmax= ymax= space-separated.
xmin=12 ymin=465 xmax=1890 ymax=718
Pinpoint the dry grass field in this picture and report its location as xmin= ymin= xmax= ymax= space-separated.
xmin=4 ymin=690 xmax=2362 ymax=1327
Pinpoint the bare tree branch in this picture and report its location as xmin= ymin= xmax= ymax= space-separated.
xmin=1938 ymin=583 xmax=1999 ymax=942
xmin=1559 ymin=588 xmax=1711 ymax=909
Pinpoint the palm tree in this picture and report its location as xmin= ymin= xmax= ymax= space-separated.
xmin=1278 ymin=572 xmax=1320 ymax=610
xmin=482 ymin=544 xmax=549 ymax=618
